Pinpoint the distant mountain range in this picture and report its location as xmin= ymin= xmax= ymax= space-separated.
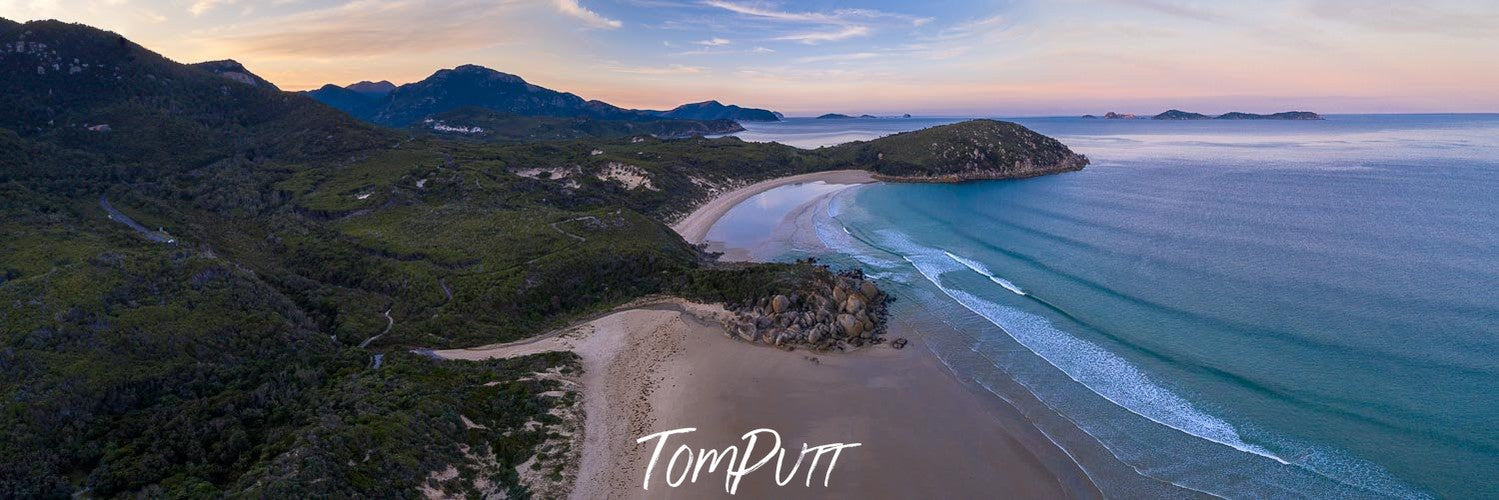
xmin=305 ymin=65 xmax=779 ymax=130
xmin=1085 ymin=109 xmax=1324 ymax=120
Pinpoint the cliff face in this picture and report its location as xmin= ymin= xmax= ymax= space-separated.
xmin=833 ymin=119 xmax=1089 ymax=183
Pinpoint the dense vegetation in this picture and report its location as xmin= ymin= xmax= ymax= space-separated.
xmin=1 ymin=18 xmax=1086 ymax=497
xmin=416 ymin=107 xmax=745 ymax=142
xmin=826 ymin=119 xmax=1088 ymax=181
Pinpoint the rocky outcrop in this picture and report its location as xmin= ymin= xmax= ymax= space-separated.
xmin=189 ymin=59 xmax=280 ymax=90
xmin=720 ymin=267 xmax=891 ymax=351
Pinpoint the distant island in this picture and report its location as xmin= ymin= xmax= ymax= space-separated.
xmin=817 ymin=113 xmax=887 ymax=119
xmin=1086 ymin=109 xmax=1324 ymax=120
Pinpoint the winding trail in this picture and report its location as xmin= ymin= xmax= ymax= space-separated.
xmin=359 ymin=308 xmax=394 ymax=349
xmin=523 ymin=216 xmax=595 ymax=266
xmin=99 ymin=196 xmax=175 ymax=244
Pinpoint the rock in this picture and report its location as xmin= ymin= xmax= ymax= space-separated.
xmin=837 ymin=314 xmax=861 ymax=338
xmin=859 ymin=281 xmax=878 ymax=299
xmin=892 ymin=338 xmax=908 ymax=349
xmin=772 ymin=294 xmax=790 ymax=313
xmin=843 ymin=293 xmax=866 ymax=314
xmin=832 ymin=287 xmax=847 ymax=305
xmin=808 ymin=325 xmax=825 ymax=343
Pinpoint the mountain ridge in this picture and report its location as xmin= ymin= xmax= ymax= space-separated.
xmin=304 ymin=65 xmax=779 ymax=131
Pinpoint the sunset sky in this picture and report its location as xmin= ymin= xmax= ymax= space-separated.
xmin=3 ymin=0 xmax=1497 ymax=115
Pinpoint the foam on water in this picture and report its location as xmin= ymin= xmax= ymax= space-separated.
xmin=863 ymin=227 xmax=1428 ymax=499
xmin=944 ymin=250 xmax=1027 ymax=295
xmin=885 ymin=232 xmax=1286 ymax=462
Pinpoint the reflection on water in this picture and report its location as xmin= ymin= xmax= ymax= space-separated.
xmin=703 ymin=181 xmax=855 ymax=252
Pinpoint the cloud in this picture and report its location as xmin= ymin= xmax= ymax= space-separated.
xmin=193 ymin=0 xmax=531 ymax=58
xmin=1298 ymin=0 xmax=1499 ymax=37
xmin=190 ymin=0 xmax=237 ymax=16
xmin=702 ymin=0 xmax=926 ymax=43
xmin=775 ymin=25 xmax=869 ymax=44
xmin=611 ymin=64 xmax=706 ymax=75
xmin=703 ymin=1 xmax=928 ymax=26
xmin=554 ymin=0 xmax=621 ymax=29
xmin=793 ymin=52 xmax=879 ymax=64
xmin=1102 ymin=0 xmax=1226 ymax=23
xmin=693 ymin=37 xmax=731 ymax=46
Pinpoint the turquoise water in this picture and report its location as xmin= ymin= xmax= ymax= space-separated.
xmin=728 ymin=115 xmax=1499 ymax=498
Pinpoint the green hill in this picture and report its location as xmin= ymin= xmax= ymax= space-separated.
xmin=827 ymin=119 xmax=1088 ymax=182
xmin=415 ymin=107 xmax=744 ymax=142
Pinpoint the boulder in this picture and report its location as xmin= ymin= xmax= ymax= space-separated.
xmin=892 ymin=338 xmax=908 ymax=349
xmin=771 ymin=294 xmax=790 ymax=314
xmin=837 ymin=314 xmax=861 ymax=338
xmin=859 ymin=280 xmax=879 ymax=299
xmin=832 ymin=287 xmax=848 ymax=306
xmin=843 ymin=293 xmax=866 ymax=314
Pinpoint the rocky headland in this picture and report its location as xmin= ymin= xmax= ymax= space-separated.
xmin=828 ymin=119 xmax=1089 ymax=183
xmin=720 ymin=263 xmax=895 ymax=351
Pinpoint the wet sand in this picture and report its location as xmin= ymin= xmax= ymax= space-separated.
xmin=671 ymin=170 xmax=875 ymax=245
xmin=433 ymin=298 xmax=1100 ymax=499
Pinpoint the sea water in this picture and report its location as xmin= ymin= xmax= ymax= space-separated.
xmin=723 ymin=114 xmax=1499 ymax=498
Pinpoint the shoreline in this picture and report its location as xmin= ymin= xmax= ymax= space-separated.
xmin=429 ymin=170 xmax=1111 ymax=498
xmin=671 ymin=169 xmax=876 ymax=245
xmin=431 ymin=297 xmax=1100 ymax=499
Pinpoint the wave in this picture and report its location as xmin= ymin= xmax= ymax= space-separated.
xmin=943 ymin=250 xmax=1026 ymax=295
xmin=890 ymin=235 xmax=1286 ymax=463
xmin=867 ymin=229 xmax=1427 ymax=499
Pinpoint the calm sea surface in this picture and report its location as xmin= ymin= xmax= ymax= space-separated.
xmin=717 ymin=115 xmax=1499 ymax=497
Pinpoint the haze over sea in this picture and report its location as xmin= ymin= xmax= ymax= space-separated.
xmin=718 ymin=115 xmax=1499 ymax=497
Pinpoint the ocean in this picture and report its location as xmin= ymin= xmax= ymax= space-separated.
xmin=716 ymin=115 xmax=1499 ymax=498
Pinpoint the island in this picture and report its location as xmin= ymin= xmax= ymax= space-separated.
xmin=1152 ymin=109 xmax=1212 ymax=120
xmin=1216 ymin=111 xmax=1323 ymax=120
xmin=1093 ymin=109 xmax=1325 ymax=120
xmin=817 ymin=113 xmax=855 ymax=119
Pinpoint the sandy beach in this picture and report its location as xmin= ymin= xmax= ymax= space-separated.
xmin=432 ymin=297 xmax=1099 ymax=499
xmin=427 ymin=172 xmax=1115 ymax=498
xmin=671 ymin=170 xmax=875 ymax=245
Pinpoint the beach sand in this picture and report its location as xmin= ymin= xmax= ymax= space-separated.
xmin=432 ymin=172 xmax=1105 ymax=498
xmin=433 ymin=298 xmax=1099 ymax=499
xmin=671 ymin=170 xmax=875 ymax=245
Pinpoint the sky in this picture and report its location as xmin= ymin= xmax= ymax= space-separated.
xmin=3 ymin=0 xmax=1497 ymax=115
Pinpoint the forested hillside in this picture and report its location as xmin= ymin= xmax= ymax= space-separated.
xmin=1 ymin=18 xmax=1085 ymax=497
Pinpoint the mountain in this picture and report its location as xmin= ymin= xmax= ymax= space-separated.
xmin=304 ymin=65 xmax=751 ymax=135
xmin=188 ymin=59 xmax=279 ymax=90
xmin=0 ymin=19 xmax=382 ymax=166
xmin=654 ymin=100 xmax=779 ymax=121
xmin=346 ymin=79 xmax=395 ymax=97
xmin=1153 ymin=109 xmax=1211 ymax=120
xmin=828 ymin=119 xmax=1089 ymax=182
xmin=817 ymin=113 xmax=855 ymax=119
xmin=1216 ymin=111 xmax=1323 ymax=120
xmin=306 ymin=83 xmax=384 ymax=118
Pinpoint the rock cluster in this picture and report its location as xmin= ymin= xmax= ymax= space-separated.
xmin=722 ymin=268 xmax=891 ymax=351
